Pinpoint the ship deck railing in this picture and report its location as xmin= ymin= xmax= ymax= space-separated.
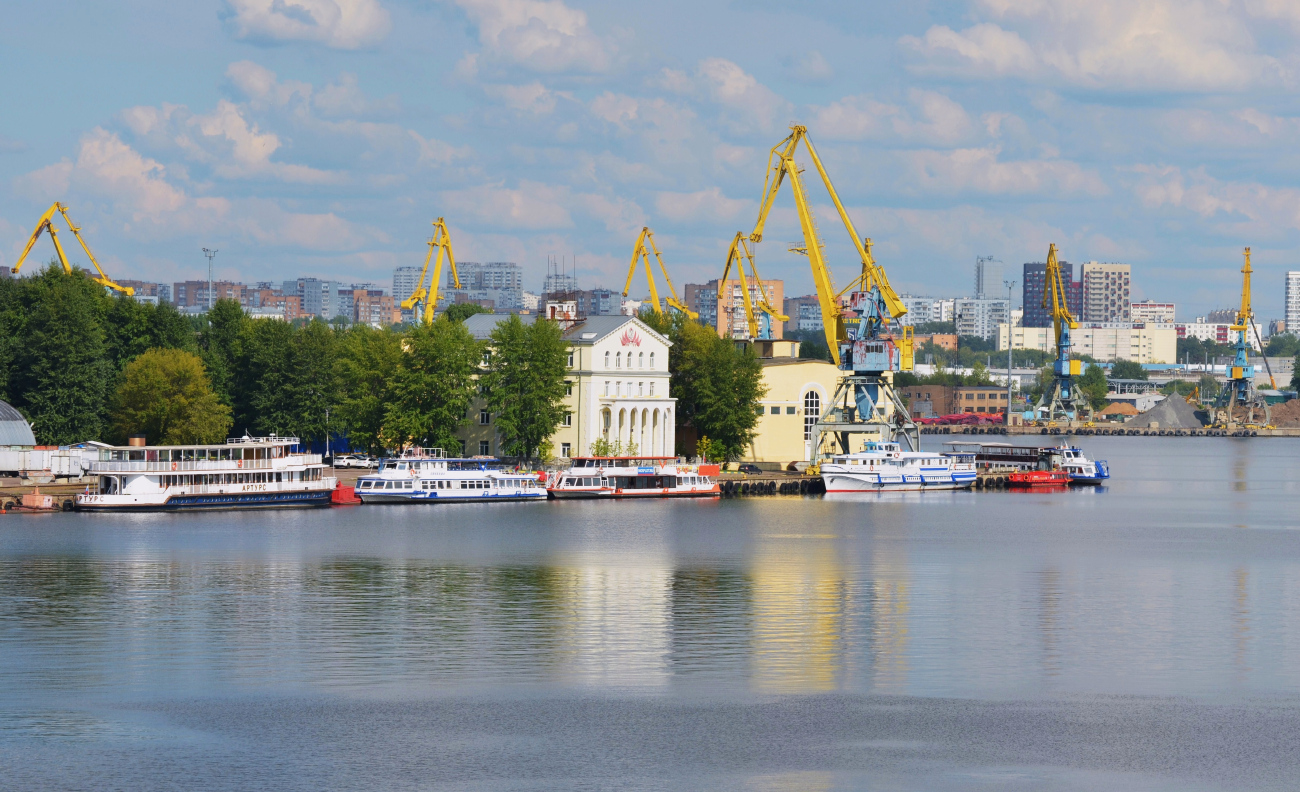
xmin=87 ymin=454 xmax=321 ymax=473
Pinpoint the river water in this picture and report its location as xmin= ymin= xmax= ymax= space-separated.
xmin=3 ymin=437 xmax=1300 ymax=790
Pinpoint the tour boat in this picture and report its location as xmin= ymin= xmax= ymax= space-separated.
xmin=944 ymin=441 xmax=1109 ymax=486
xmin=1008 ymin=469 xmax=1071 ymax=487
xmin=354 ymin=448 xmax=546 ymax=504
xmin=818 ymin=441 xmax=977 ymax=492
xmin=547 ymin=456 xmax=720 ymax=499
xmin=76 ymin=436 xmax=334 ymax=511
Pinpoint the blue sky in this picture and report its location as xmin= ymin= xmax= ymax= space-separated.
xmin=4 ymin=0 xmax=1300 ymax=320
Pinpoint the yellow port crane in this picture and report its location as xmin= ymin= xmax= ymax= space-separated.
xmin=622 ymin=227 xmax=697 ymax=319
xmin=14 ymin=203 xmax=134 ymax=295
xmin=716 ymin=231 xmax=787 ymax=339
xmin=1033 ymin=243 xmax=1090 ymax=425
xmin=1212 ymin=247 xmax=1273 ymax=427
xmin=744 ymin=124 xmax=917 ymax=457
xmin=401 ymin=217 xmax=461 ymax=325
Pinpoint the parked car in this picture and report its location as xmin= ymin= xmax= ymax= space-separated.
xmin=737 ymin=463 xmax=763 ymax=475
xmin=333 ymin=454 xmax=373 ymax=468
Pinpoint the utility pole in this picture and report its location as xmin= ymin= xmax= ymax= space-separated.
xmin=1005 ymin=279 xmax=1016 ymax=425
xmin=202 ymin=248 xmax=218 ymax=311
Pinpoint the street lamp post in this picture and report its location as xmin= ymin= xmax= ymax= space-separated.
xmin=1004 ymin=279 xmax=1016 ymax=425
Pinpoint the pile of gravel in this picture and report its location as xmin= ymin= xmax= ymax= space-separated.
xmin=1124 ymin=395 xmax=1207 ymax=429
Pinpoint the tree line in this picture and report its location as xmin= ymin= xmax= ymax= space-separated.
xmin=0 ymin=266 xmax=767 ymax=459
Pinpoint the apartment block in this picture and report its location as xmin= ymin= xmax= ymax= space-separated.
xmin=898 ymin=295 xmax=936 ymax=324
xmin=173 ymin=280 xmax=246 ymax=308
xmin=954 ymin=298 xmax=1009 ymax=341
xmin=1021 ymin=261 xmax=1082 ymax=327
xmin=350 ymin=289 xmax=398 ymax=327
xmin=1130 ymin=300 xmax=1175 ymax=323
xmin=999 ymin=322 xmax=1177 ymax=363
xmin=1080 ymin=262 xmax=1131 ymax=322
xmin=1177 ymin=319 xmax=1262 ymax=351
xmin=781 ymin=295 xmax=823 ymax=334
xmin=974 ymin=256 xmax=1004 ymax=299
xmin=1286 ymin=271 xmax=1300 ymax=333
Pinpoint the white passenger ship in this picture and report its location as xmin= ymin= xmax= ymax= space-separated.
xmin=819 ymin=441 xmax=977 ymax=492
xmin=548 ymin=456 xmax=720 ymax=499
xmin=354 ymin=448 xmax=546 ymax=504
xmin=76 ymin=436 xmax=334 ymax=511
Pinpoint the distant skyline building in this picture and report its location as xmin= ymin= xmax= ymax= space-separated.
xmin=1080 ymin=262 xmax=1131 ymax=322
xmin=1130 ymin=300 xmax=1175 ymax=324
xmin=974 ymin=256 xmax=1003 ymax=299
xmin=1284 ymin=271 xmax=1300 ymax=333
xmin=955 ymin=297 xmax=1009 ymax=341
xmin=393 ymin=265 xmax=422 ymax=322
xmin=1022 ymin=261 xmax=1082 ymax=328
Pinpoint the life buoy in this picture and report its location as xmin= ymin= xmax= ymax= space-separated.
xmin=237 ymin=460 xmax=243 ymax=468
xmin=171 ymin=462 xmax=177 ymax=471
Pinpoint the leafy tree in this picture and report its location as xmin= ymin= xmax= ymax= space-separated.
xmin=0 ymin=272 xmax=26 ymax=403
xmin=443 ymin=303 xmax=493 ymax=323
xmin=103 ymin=295 xmax=198 ymax=372
xmin=785 ymin=329 xmax=833 ymax=362
xmin=911 ymin=321 xmax=957 ymax=335
xmin=335 ymin=325 xmax=402 ymax=454
xmin=9 ymin=266 xmax=112 ymax=444
xmin=384 ymin=317 xmax=482 ymax=451
xmin=1265 ymin=333 xmax=1300 ymax=358
xmin=589 ymin=436 xmax=615 ymax=456
xmin=670 ymin=320 xmax=766 ymax=460
xmin=1110 ymin=359 xmax=1148 ymax=380
xmin=1078 ymin=363 xmax=1110 ymax=409
xmin=286 ymin=320 xmax=340 ymax=443
xmin=1291 ymin=353 xmax=1300 ymax=391
xmin=482 ymin=314 xmax=569 ymax=460
xmin=1200 ymin=373 xmax=1221 ymax=399
xmin=695 ymin=436 xmax=724 ymax=462
xmin=199 ymin=298 xmax=248 ymax=407
xmin=235 ymin=317 xmax=295 ymax=436
xmin=967 ymin=360 xmax=993 ymax=385
xmin=109 ymin=348 xmax=232 ymax=444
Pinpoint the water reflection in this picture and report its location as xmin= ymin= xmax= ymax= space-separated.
xmin=751 ymin=533 xmax=847 ymax=693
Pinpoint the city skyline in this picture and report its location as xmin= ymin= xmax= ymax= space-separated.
xmin=5 ymin=2 xmax=1300 ymax=321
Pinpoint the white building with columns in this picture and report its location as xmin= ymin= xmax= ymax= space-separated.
xmin=462 ymin=313 xmax=676 ymax=459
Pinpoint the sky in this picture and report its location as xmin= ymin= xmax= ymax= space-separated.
xmin=4 ymin=0 xmax=1300 ymax=320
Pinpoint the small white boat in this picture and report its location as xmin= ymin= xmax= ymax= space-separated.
xmin=76 ymin=435 xmax=334 ymax=511
xmin=1044 ymin=444 xmax=1110 ymax=485
xmin=548 ymin=456 xmax=720 ymax=499
xmin=819 ymin=441 xmax=976 ymax=493
xmin=355 ymin=448 xmax=546 ymax=504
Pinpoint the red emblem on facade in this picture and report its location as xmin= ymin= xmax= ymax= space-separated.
xmin=620 ymin=328 xmax=642 ymax=347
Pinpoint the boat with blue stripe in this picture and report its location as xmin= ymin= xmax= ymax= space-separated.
xmin=819 ymin=441 xmax=977 ymax=492
xmin=355 ymin=448 xmax=546 ymax=504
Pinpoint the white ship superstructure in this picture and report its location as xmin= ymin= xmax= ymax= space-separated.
xmin=355 ymin=448 xmax=545 ymax=503
xmin=548 ymin=457 xmax=719 ymax=499
xmin=819 ymin=441 xmax=976 ymax=492
xmin=76 ymin=436 xmax=334 ymax=511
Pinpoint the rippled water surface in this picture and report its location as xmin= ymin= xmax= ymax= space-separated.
xmin=4 ymin=437 xmax=1300 ymax=790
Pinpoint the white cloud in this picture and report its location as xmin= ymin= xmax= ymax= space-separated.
xmin=654 ymin=187 xmax=752 ymax=225
xmin=695 ymin=58 xmax=790 ymax=132
xmin=1131 ymin=164 xmax=1300 ymax=233
xmin=452 ymin=0 xmax=613 ymax=73
xmin=484 ymin=82 xmax=562 ymax=115
xmin=442 ymin=181 xmax=574 ymax=229
xmin=792 ymin=51 xmax=834 ymax=83
xmin=222 ymin=0 xmax=391 ymax=49
xmin=812 ymin=89 xmax=974 ymax=145
xmin=905 ymin=147 xmax=1109 ymax=196
xmin=901 ymin=0 xmax=1280 ymax=91
xmin=409 ymin=131 xmax=471 ymax=165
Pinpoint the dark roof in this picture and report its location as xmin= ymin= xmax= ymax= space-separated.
xmin=759 ymin=357 xmax=839 ymax=367
xmin=0 ymin=400 xmax=36 ymax=446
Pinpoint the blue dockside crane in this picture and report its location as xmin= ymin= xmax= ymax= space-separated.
xmin=1033 ymin=243 xmax=1093 ymax=425
xmin=1211 ymin=247 xmax=1273 ymax=428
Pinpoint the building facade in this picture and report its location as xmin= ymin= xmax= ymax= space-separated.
xmin=898 ymin=294 xmax=936 ymax=324
xmin=1130 ymin=300 xmax=1175 ymax=323
xmin=1286 ymin=271 xmax=1300 ymax=333
xmin=781 ymin=294 xmax=822 ymax=334
xmin=955 ymin=298 xmax=1009 ymax=340
xmin=1177 ymin=319 xmax=1263 ymax=351
xmin=1080 ymin=262 xmax=1131 ymax=322
xmin=1022 ymin=261 xmax=1082 ymax=327
xmin=974 ymin=256 xmax=1003 ymax=299
xmin=461 ymin=314 xmax=675 ymax=459
xmin=743 ymin=357 xmax=845 ymax=465
xmin=999 ymin=322 xmax=1177 ymax=363
xmin=897 ymin=384 xmax=1011 ymax=417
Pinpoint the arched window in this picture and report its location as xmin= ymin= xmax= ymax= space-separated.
xmin=649 ymin=351 xmax=655 ymax=369
xmin=638 ymin=352 xmax=644 ymax=368
xmin=616 ymin=352 xmax=622 ymax=368
xmin=803 ymin=390 xmax=821 ymax=440
xmin=604 ymin=351 xmax=610 ymax=368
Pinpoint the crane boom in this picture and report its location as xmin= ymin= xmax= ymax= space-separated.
xmin=13 ymin=203 xmax=134 ymax=295
xmin=717 ymin=231 xmax=786 ymax=338
xmin=623 ymin=227 xmax=697 ymax=319
xmin=400 ymin=217 xmax=461 ymax=324
xmin=747 ymin=126 xmax=905 ymax=364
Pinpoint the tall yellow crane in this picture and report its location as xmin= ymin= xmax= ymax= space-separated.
xmin=744 ymin=125 xmax=916 ymax=457
xmin=13 ymin=203 xmax=134 ymax=295
xmin=1033 ymin=243 xmax=1089 ymax=424
xmin=401 ymin=217 xmax=461 ymax=324
xmin=622 ymin=226 xmax=697 ymax=319
xmin=716 ymin=231 xmax=787 ymax=338
xmin=1212 ymin=247 xmax=1272 ymax=427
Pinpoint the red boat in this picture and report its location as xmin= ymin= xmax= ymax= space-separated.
xmin=1008 ymin=469 xmax=1071 ymax=488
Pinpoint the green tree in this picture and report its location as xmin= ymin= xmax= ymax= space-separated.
xmin=482 ymin=314 xmax=569 ymax=460
xmin=1200 ymin=373 xmax=1221 ymax=399
xmin=109 ymin=348 xmax=232 ymax=444
xmin=103 ymin=294 xmax=198 ymax=372
xmin=199 ymin=298 xmax=248 ymax=408
xmin=286 ymin=319 xmax=340 ymax=443
xmin=671 ymin=320 xmax=766 ymax=459
xmin=10 ymin=266 xmax=112 ymax=444
xmin=384 ymin=317 xmax=482 ymax=451
xmin=1110 ymin=359 xmax=1148 ymax=380
xmin=1078 ymin=363 xmax=1109 ymax=410
xmin=967 ymin=360 xmax=993 ymax=385
xmin=1265 ymin=333 xmax=1300 ymax=358
xmin=443 ymin=302 xmax=493 ymax=323
xmin=335 ymin=324 xmax=402 ymax=454
xmin=235 ymin=317 xmax=295 ymax=435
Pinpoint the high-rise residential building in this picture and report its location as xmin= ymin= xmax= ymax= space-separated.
xmin=1286 ymin=272 xmax=1300 ymax=333
xmin=280 ymin=278 xmax=342 ymax=320
xmin=173 ymin=280 xmax=246 ymax=308
xmin=442 ymin=261 xmax=525 ymax=311
xmin=955 ymin=298 xmax=1009 ymax=341
xmin=717 ymin=278 xmax=784 ymax=340
xmin=350 ymin=289 xmax=398 ymax=327
xmin=1022 ymin=261 xmax=1082 ymax=327
xmin=1130 ymin=300 xmax=1175 ymax=323
xmin=899 ymin=295 xmax=936 ymax=324
xmin=974 ymin=256 xmax=1003 ymax=299
xmin=393 ymin=265 xmax=423 ymax=322
xmin=1080 ymin=262 xmax=1131 ymax=322
xmin=781 ymin=295 xmax=823 ymax=334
